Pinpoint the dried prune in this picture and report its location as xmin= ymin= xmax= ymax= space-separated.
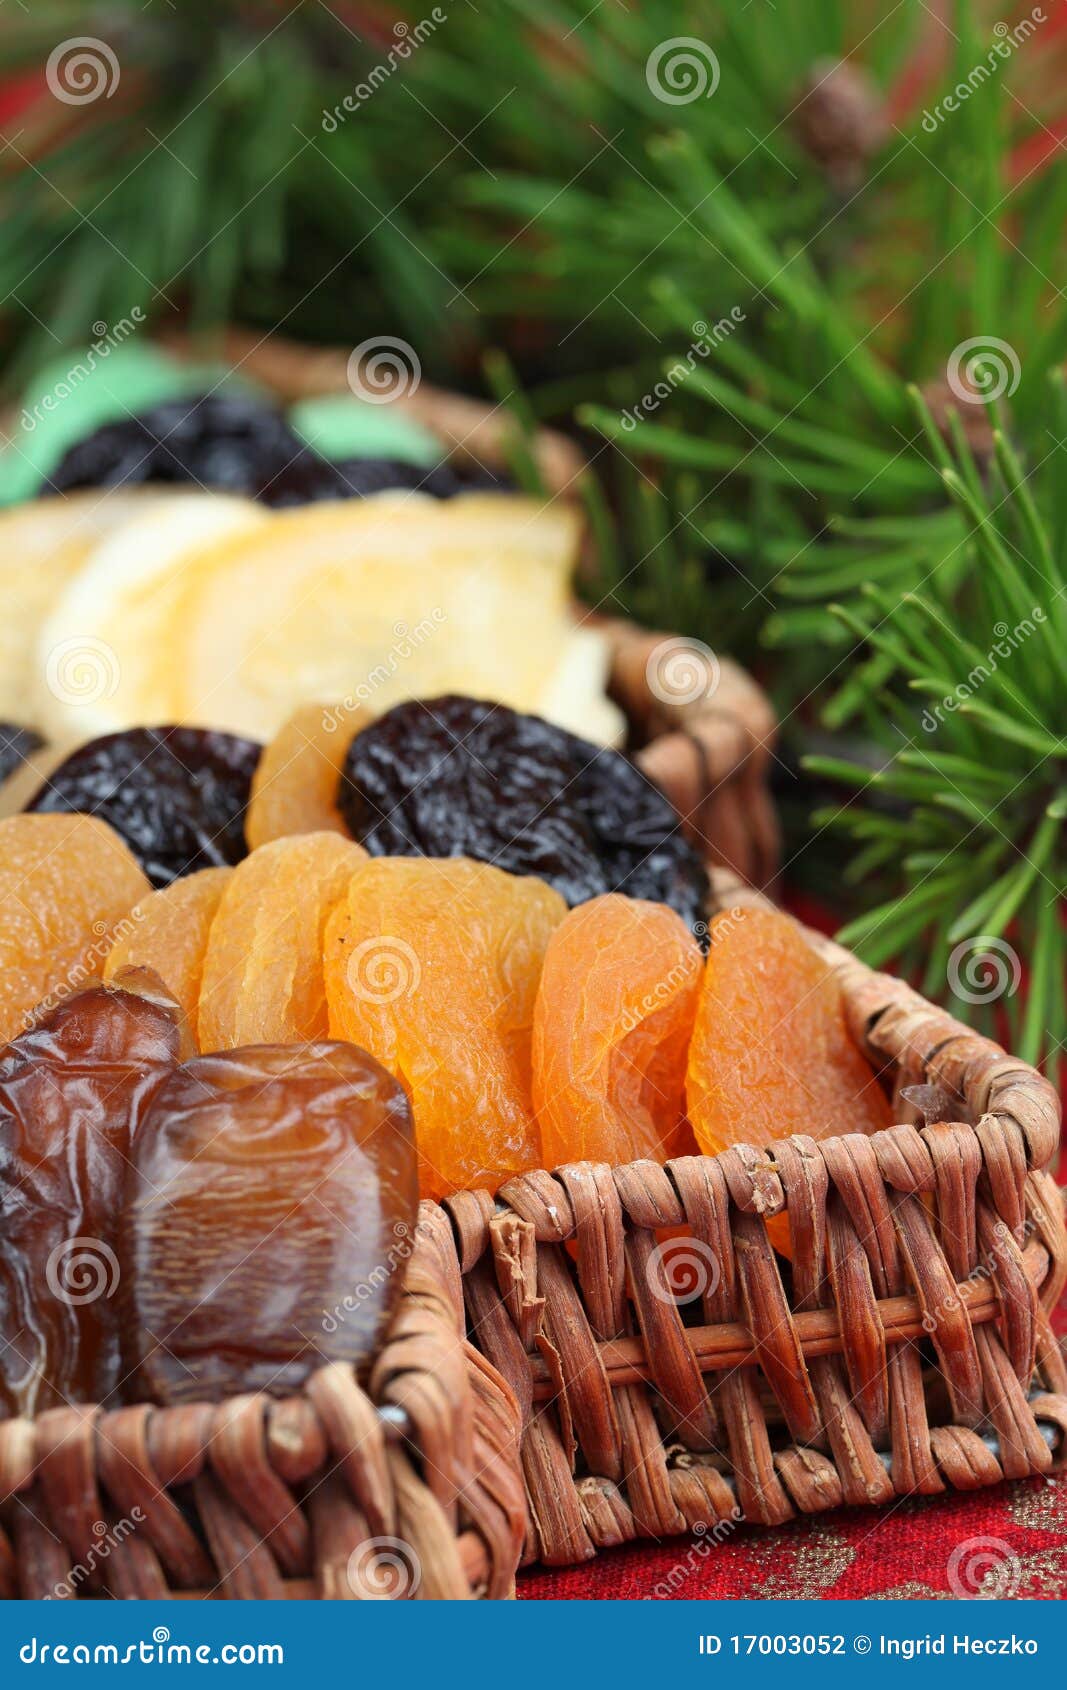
xmin=0 ymin=723 xmax=43 ymax=786
xmin=45 ymin=393 xmax=316 ymax=501
xmin=338 ymin=695 xmax=710 ymax=930
xmin=261 ymin=455 xmax=482 ymax=507
xmin=25 ymin=726 xmax=262 ymax=888
xmin=0 ymin=985 xmax=181 ymax=1417
xmin=122 ymin=1042 xmax=418 ymax=1404
xmin=43 ymin=390 xmax=502 ymax=507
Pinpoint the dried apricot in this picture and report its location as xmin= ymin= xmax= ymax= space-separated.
xmin=199 ymin=832 xmax=367 ymax=1050
xmin=0 ymin=814 xmax=151 ymax=1044
xmin=686 ymin=906 xmax=892 ymax=1250
xmin=245 ymin=701 xmax=367 ymax=850
xmin=533 ymin=894 xmax=702 ymax=1168
xmin=103 ymin=867 xmax=231 ymax=1034
xmin=324 ymin=857 xmax=565 ymax=1198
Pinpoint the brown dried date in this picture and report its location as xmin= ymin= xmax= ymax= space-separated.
xmin=121 ymin=1042 xmax=418 ymax=1405
xmin=0 ymin=986 xmax=182 ymax=1418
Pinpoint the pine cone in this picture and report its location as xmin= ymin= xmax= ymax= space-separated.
xmin=919 ymin=376 xmax=999 ymax=463
xmin=791 ymin=59 xmax=888 ymax=191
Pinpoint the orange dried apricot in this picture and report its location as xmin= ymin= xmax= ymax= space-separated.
xmin=686 ymin=906 xmax=892 ymax=1251
xmin=532 ymin=894 xmax=702 ymax=1169
xmin=0 ymin=813 xmax=151 ymax=1044
xmin=245 ymin=701 xmax=368 ymax=850
xmin=103 ymin=866 xmax=231 ymax=1032
xmin=324 ymin=856 xmax=565 ymax=1198
xmin=198 ymin=832 xmax=366 ymax=1050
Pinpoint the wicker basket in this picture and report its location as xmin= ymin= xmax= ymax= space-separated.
xmin=447 ymin=874 xmax=1067 ymax=1567
xmin=0 ymin=1207 xmax=525 ymax=1600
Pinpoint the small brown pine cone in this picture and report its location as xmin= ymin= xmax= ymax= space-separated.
xmin=790 ymin=58 xmax=888 ymax=191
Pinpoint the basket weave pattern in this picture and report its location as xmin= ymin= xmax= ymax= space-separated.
xmin=445 ymin=878 xmax=1067 ymax=1567
xmin=0 ymin=1208 xmax=525 ymax=1599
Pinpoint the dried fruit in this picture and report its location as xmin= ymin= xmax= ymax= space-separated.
xmin=0 ymin=985 xmax=181 ymax=1417
xmin=103 ymin=868 xmax=232 ymax=1034
xmin=532 ymin=894 xmax=702 ymax=1168
xmin=0 ymin=723 xmax=43 ymax=786
xmin=338 ymin=695 xmax=709 ymax=931
xmin=25 ymin=726 xmax=261 ymax=888
xmin=245 ymin=702 xmax=367 ymax=849
xmin=122 ymin=1042 xmax=417 ymax=1404
xmin=324 ymin=856 xmax=565 ymax=1197
xmin=0 ymin=813 xmax=150 ymax=1045
xmin=686 ymin=907 xmax=893 ymax=1250
xmin=34 ymin=493 xmax=267 ymax=744
xmin=138 ymin=495 xmax=582 ymax=739
xmin=0 ymin=490 xmax=167 ymax=719
xmin=199 ymin=833 xmax=366 ymax=1050
xmin=45 ymin=392 xmax=320 ymax=500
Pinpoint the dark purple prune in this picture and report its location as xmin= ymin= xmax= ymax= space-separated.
xmin=121 ymin=1041 xmax=418 ymax=1405
xmin=25 ymin=727 xmax=261 ymax=889
xmin=260 ymin=455 xmax=509 ymax=506
xmin=44 ymin=392 xmax=315 ymax=500
xmin=338 ymin=695 xmax=710 ymax=933
xmin=0 ymin=723 xmax=43 ymax=785
xmin=0 ymin=985 xmax=181 ymax=1417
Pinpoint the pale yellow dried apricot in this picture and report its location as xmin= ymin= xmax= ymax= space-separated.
xmin=103 ymin=867 xmax=231 ymax=1033
xmin=199 ymin=832 xmax=366 ymax=1050
xmin=245 ymin=701 xmax=368 ymax=850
